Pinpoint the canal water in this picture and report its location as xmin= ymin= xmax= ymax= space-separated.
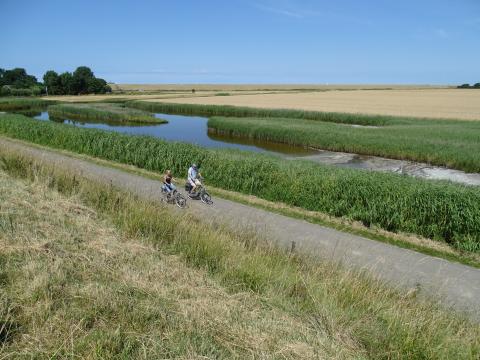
xmin=15 ymin=110 xmax=480 ymax=186
xmin=34 ymin=111 xmax=314 ymax=156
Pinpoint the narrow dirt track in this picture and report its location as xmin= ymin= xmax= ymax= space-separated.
xmin=1 ymin=136 xmax=479 ymax=321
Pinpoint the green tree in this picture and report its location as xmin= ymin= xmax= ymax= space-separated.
xmin=40 ymin=66 xmax=111 ymax=96
xmin=43 ymin=70 xmax=62 ymax=95
xmin=2 ymin=68 xmax=38 ymax=88
xmin=72 ymin=66 xmax=95 ymax=94
xmin=1 ymin=85 xmax=11 ymax=96
xmin=0 ymin=68 xmax=5 ymax=87
xmin=474 ymin=83 xmax=480 ymax=88
xmin=59 ymin=72 xmax=74 ymax=95
xmin=87 ymin=78 xmax=111 ymax=94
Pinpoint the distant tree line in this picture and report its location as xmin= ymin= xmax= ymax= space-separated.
xmin=457 ymin=83 xmax=480 ymax=89
xmin=0 ymin=66 xmax=111 ymax=96
xmin=43 ymin=66 xmax=111 ymax=95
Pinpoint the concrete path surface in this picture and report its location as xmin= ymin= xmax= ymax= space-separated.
xmin=1 ymin=137 xmax=479 ymax=321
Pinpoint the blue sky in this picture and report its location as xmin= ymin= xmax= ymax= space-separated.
xmin=1 ymin=0 xmax=479 ymax=84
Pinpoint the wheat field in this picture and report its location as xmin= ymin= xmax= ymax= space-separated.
xmin=114 ymin=84 xmax=446 ymax=91
xmin=144 ymin=89 xmax=480 ymax=120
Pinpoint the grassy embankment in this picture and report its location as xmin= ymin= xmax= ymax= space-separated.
xmin=47 ymin=103 xmax=167 ymax=124
xmin=0 ymin=97 xmax=55 ymax=111
xmin=128 ymin=101 xmax=480 ymax=172
xmin=0 ymin=113 xmax=479 ymax=254
xmin=1 ymin=150 xmax=479 ymax=359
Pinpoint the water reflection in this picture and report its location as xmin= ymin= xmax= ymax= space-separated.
xmin=34 ymin=111 xmax=315 ymax=156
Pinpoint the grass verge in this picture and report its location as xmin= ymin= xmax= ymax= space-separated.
xmin=1 ymin=148 xmax=479 ymax=359
xmin=47 ymin=103 xmax=167 ymax=123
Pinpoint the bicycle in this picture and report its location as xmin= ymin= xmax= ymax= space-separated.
xmin=161 ymin=186 xmax=187 ymax=208
xmin=185 ymin=177 xmax=213 ymax=205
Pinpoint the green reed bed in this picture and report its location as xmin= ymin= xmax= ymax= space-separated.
xmin=208 ymin=116 xmax=480 ymax=173
xmin=47 ymin=103 xmax=167 ymax=123
xmin=1 ymin=113 xmax=479 ymax=252
xmin=0 ymin=97 xmax=55 ymax=111
xmin=1 ymin=152 xmax=479 ymax=359
xmin=127 ymin=100 xmax=402 ymax=126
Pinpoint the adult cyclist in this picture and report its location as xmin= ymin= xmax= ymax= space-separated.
xmin=187 ymin=163 xmax=201 ymax=194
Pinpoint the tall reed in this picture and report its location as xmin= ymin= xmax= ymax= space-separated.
xmin=47 ymin=103 xmax=166 ymax=123
xmin=207 ymin=116 xmax=480 ymax=172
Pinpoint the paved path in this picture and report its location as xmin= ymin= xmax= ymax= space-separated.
xmin=1 ymin=137 xmax=479 ymax=320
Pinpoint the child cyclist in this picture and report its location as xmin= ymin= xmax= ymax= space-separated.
xmin=162 ymin=170 xmax=177 ymax=194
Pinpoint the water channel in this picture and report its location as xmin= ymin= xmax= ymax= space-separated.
xmin=13 ymin=110 xmax=480 ymax=186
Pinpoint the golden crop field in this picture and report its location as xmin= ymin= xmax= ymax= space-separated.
xmin=43 ymin=90 xmax=300 ymax=103
xmin=145 ymin=88 xmax=480 ymax=121
xmin=113 ymin=83 xmax=447 ymax=92
xmin=43 ymin=92 xmax=218 ymax=102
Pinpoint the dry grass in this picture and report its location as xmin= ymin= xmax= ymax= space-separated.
xmin=0 ymin=169 xmax=352 ymax=358
xmin=145 ymin=89 xmax=480 ymax=120
xmin=42 ymin=92 xmax=217 ymax=103
xmin=42 ymin=91 xmax=280 ymax=103
xmin=42 ymin=90 xmax=308 ymax=103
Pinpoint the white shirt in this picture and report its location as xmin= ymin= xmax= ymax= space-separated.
xmin=188 ymin=167 xmax=198 ymax=181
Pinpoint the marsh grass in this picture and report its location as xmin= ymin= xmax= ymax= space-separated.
xmin=47 ymin=103 xmax=167 ymax=123
xmin=126 ymin=101 xmax=395 ymax=126
xmin=0 ymin=113 xmax=479 ymax=252
xmin=208 ymin=116 xmax=480 ymax=173
xmin=0 ymin=98 xmax=55 ymax=111
xmin=0 ymin=150 xmax=479 ymax=359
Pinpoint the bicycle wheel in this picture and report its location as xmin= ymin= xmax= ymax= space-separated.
xmin=175 ymin=193 xmax=187 ymax=208
xmin=166 ymin=192 xmax=174 ymax=203
xmin=200 ymin=191 xmax=212 ymax=205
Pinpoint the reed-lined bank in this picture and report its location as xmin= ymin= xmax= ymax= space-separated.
xmin=0 ymin=97 xmax=55 ymax=111
xmin=127 ymin=100 xmax=399 ymax=126
xmin=47 ymin=103 xmax=166 ymax=123
xmin=207 ymin=116 xmax=480 ymax=172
